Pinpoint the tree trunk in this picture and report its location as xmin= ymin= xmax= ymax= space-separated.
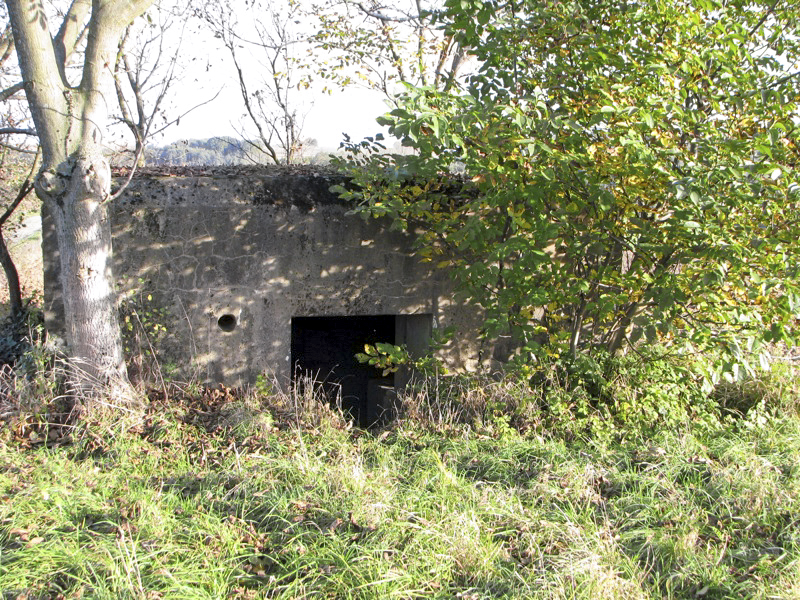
xmin=0 ymin=231 xmax=22 ymax=318
xmin=135 ymin=136 xmax=146 ymax=167
xmin=606 ymin=301 xmax=640 ymax=356
xmin=44 ymin=155 xmax=128 ymax=390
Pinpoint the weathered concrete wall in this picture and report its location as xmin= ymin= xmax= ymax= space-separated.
xmin=45 ymin=171 xmax=483 ymax=387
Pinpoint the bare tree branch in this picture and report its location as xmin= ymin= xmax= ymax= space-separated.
xmin=0 ymin=145 xmax=40 ymax=317
xmin=113 ymin=5 xmax=191 ymax=166
xmin=202 ymin=1 xmax=309 ymax=164
xmin=53 ymin=0 xmax=92 ymax=85
xmin=230 ymin=42 xmax=280 ymax=164
xmin=0 ymin=82 xmax=24 ymax=103
xmin=0 ymin=146 xmax=39 ymax=226
xmin=0 ymin=141 xmax=37 ymax=154
xmin=0 ymin=127 xmax=36 ymax=135
xmin=354 ymin=2 xmax=414 ymax=22
xmin=144 ymin=88 xmax=222 ymax=139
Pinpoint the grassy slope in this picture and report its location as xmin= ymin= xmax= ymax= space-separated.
xmin=1 ymin=390 xmax=799 ymax=600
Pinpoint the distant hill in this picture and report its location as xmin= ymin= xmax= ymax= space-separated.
xmin=146 ymin=137 xmax=253 ymax=166
xmin=145 ymin=137 xmax=333 ymax=166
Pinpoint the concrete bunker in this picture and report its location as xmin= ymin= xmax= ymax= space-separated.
xmin=42 ymin=167 xmax=486 ymax=414
xmin=291 ymin=314 xmax=432 ymax=425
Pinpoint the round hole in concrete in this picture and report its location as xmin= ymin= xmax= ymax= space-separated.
xmin=218 ymin=314 xmax=237 ymax=332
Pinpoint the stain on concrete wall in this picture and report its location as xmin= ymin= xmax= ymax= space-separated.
xmin=43 ymin=170 xmax=484 ymax=389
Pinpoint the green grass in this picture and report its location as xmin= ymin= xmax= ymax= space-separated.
xmin=1 ymin=380 xmax=799 ymax=599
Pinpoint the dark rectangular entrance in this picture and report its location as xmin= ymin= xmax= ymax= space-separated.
xmin=290 ymin=314 xmax=433 ymax=426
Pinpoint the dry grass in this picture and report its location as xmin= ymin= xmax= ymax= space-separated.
xmin=1 ymin=361 xmax=799 ymax=599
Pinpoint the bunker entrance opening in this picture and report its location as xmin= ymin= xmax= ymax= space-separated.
xmin=290 ymin=314 xmax=432 ymax=426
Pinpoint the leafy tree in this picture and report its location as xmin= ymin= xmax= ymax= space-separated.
xmin=5 ymin=0 xmax=154 ymax=392
xmin=336 ymin=0 xmax=800 ymax=385
xmin=310 ymin=0 xmax=468 ymax=98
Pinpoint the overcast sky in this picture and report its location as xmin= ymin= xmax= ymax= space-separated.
xmin=161 ymin=76 xmax=390 ymax=151
xmin=132 ymin=2 xmax=393 ymax=152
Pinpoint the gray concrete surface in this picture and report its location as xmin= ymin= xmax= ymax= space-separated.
xmin=43 ymin=172 xmax=486 ymax=393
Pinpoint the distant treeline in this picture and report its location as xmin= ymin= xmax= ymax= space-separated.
xmin=145 ymin=137 xmax=330 ymax=166
xmin=145 ymin=137 xmax=256 ymax=166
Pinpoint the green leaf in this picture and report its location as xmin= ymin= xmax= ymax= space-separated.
xmin=328 ymin=0 xmax=800 ymax=383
